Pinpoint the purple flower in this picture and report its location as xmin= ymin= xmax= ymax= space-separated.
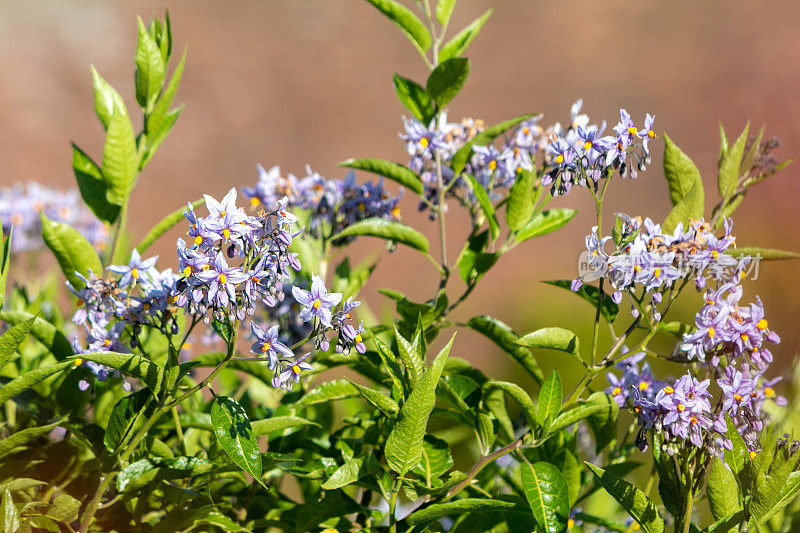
xmin=291 ymin=275 xmax=342 ymax=327
xmin=107 ymin=249 xmax=158 ymax=288
xmin=719 ymin=369 xmax=755 ymax=415
xmin=272 ymin=353 xmax=313 ymax=390
xmin=195 ymin=252 xmax=249 ymax=308
xmin=249 ymin=322 xmax=293 ymax=369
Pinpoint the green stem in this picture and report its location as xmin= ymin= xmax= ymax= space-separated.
xmin=107 ymin=201 xmax=129 ymax=266
xmin=389 ymin=479 xmax=401 ymax=533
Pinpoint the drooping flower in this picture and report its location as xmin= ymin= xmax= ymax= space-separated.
xmin=292 ymin=275 xmax=343 ymax=327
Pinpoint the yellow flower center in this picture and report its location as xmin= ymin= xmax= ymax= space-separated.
xmin=392 ymin=206 xmax=401 ymax=218
xmin=584 ymin=140 xmax=592 ymax=150
xmin=568 ymin=518 xmax=575 ymax=530
xmin=633 ymin=264 xmax=642 ymax=272
xmin=489 ymin=160 xmax=497 ymax=171
xmin=664 ymin=386 xmax=674 ymax=394
xmin=638 ymin=381 xmax=649 ymax=391
xmin=219 ymin=274 xmax=227 ymax=284
xmin=653 ymin=267 xmax=661 ymax=278
xmin=250 ymin=197 xmax=261 ymax=207
xmin=555 ymin=154 xmax=564 ymax=164
xmin=131 ymin=268 xmax=139 ymax=279
xmin=419 ymin=137 xmax=429 ymax=148
xmin=612 ymin=387 xmax=622 ymax=396
xmin=677 ymin=403 xmax=685 ymax=412
xmin=220 ymin=210 xmax=227 ymax=217
xmin=202 ymin=264 xmax=210 ymax=271
xmin=749 ymin=450 xmax=757 ymax=460
xmin=740 ymin=333 xmax=749 ymax=342
xmin=262 ymin=342 xmax=271 ymax=352
xmin=627 ymin=126 xmax=638 ymax=136
xmin=708 ymin=327 xmax=716 ymax=338
xmin=757 ymin=319 xmax=768 ymax=330
xmin=734 ymin=393 xmax=743 ymax=402
xmin=711 ymin=250 xmax=719 ymax=259
xmin=690 ymin=416 xmax=698 ymax=426
xmin=223 ymin=228 xmax=231 ymax=240
xmin=648 ymin=130 xmax=656 ymax=138
xmin=354 ymin=334 xmax=362 ymax=343
xmin=74 ymin=358 xmax=83 ymax=366
xmin=313 ymin=299 xmax=321 ymax=309
xmin=194 ymin=235 xmax=203 ymax=245
xmin=183 ymin=266 xmax=192 ymax=276
xmin=103 ymin=339 xmax=111 ymax=347
xmin=252 ymin=277 xmax=260 ymax=284
xmin=292 ymin=365 xmax=301 ymax=375
xmin=765 ymin=387 xmax=775 ymax=397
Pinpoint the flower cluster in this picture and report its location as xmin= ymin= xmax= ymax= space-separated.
xmin=0 ymin=182 xmax=107 ymax=253
xmin=241 ymin=165 xmax=402 ymax=242
xmin=574 ymin=217 xmax=752 ymax=319
xmin=542 ymin=106 xmax=654 ymax=196
xmin=605 ymin=351 xmax=666 ymax=408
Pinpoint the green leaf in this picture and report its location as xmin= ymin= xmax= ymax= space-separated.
xmin=385 ymin=335 xmax=454 ymax=475
xmin=1 ymin=487 xmax=20 ymax=533
xmin=435 ymin=0 xmax=458 ymax=26
xmin=505 ymin=169 xmax=535 ymax=231
xmin=550 ymin=397 xmax=613 ymax=434
xmin=135 ymin=17 xmax=166 ymax=109
xmin=347 ymin=379 xmax=400 ymax=417
xmin=146 ymin=48 xmax=186 ymax=145
xmin=518 ymin=327 xmax=579 ymax=356
xmin=463 ymin=173 xmax=499 ymax=239
xmin=405 ymin=496 xmax=529 ymax=526
xmin=585 ymin=462 xmax=665 ymax=533
xmin=450 ymin=113 xmax=540 ymax=175
xmin=0 ymin=316 xmax=35 ymax=371
xmin=135 ymin=199 xmax=203 ymax=254
xmin=330 ymin=218 xmax=429 ymax=253
xmin=0 ymin=361 xmax=73 ymax=406
xmin=485 ymin=380 xmax=538 ymax=430
xmin=586 ymin=392 xmax=620 ymax=454
xmin=393 ymin=74 xmax=435 ymax=124
xmin=705 ymin=511 xmax=746 ymax=533
xmin=517 ymin=208 xmax=578 ymax=242
xmin=211 ymin=396 xmax=265 ymax=488
xmin=427 ymin=57 xmax=470 ymax=107
xmin=90 ymin=66 xmax=126 ymax=130
xmin=0 ymin=311 xmax=73 ymax=360
xmin=521 ymin=461 xmax=570 ymax=533
xmin=543 ymin=280 xmax=619 ymax=323
xmin=537 ymin=370 xmax=562 ymax=429
xmin=706 ymin=458 xmax=741 ymax=524
xmin=562 ymin=449 xmax=582 ymax=506
xmin=40 ymin=212 xmax=103 ymax=288
xmin=662 ymin=133 xmax=704 ymax=232
xmin=456 ymin=230 xmax=499 ymax=284
xmin=412 ymin=435 xmax=454 ymax=483
xmin=0 ymin=420 xmax=60 ymax=461
xmin=717 ymin=123 xmax=748 ymax=199
xmin=467 ymin=315 xmax=544 ymax=385
xmin=439 ymin=9 xmax=492 ymax=63
xmin=72 ymin=351 xmax=162 ymax=392
xmin=211 ymin=318 xmax=233 ymax=344
xmin=363 ymin=0 xmax=431 ymax=54
xmin=104 ymin=388 xmax=155 ymax=451
xmin=299 ymin=379 xmax=359 ymax=406
xmin=321 ymin=456 xmax=377 ymax=490
xmin=102 ymin=106 xmax=139 ymax=206
xmin=339 ymin=158 xmax=423 ymax=195
xmin=251 ymin=416 xmax=319 ymax=436
xmin=72 ymin=143 xmax=121 ymax=224
xmin=727 ymin=246 xmax=800 ymax=260
xmin=0 ymin=228 xmax=11 ymax=309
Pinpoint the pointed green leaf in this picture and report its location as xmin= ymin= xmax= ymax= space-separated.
xmin=505 ymin=168 xmax=535 ymax=230
xmin=427 ymin=57 xmax=470 ymax=107
xmin=330 ymin=218 xmax=429 ymax=253
xmin=250 ymin=416 xmax=319 ymax=436
xmin=394 ymin=325 xmax=425 ymax=387
xmin=435 ymin=0 xmax=458 ymax=26
xmin=412 ymin=435 xmax=453 ymax=482
xmin=405 ymin=497 xmax=529 ymax=526
xmin=521 ymin=461 xmax=570 ymax=533
xmin=562 ymin=449 xmax=582 ymax=506
xmin=104 ymin=388 xmax=155 ymax=451
xmin=467 ymin=315 xmax=544 ymax=385
xmin=0 ymin=310 xmax=73 ymax=361
xmin=321 ymin=456 xmax=377 ymax=490
xmin=211 ymin=396 xmax=265 ymax=487
xmin=90 ymin=66 xmax=126 ymax=129
xmin=72 ymin=143 xmax=121 ymax=224
xmin=0 ymin=316 xmax=36 ymax=370
xmin=0 ymin=228 xmax=11 ymax=309
xmin=147 ymin=48 xmax=186 ymax=143
xmin=718 ymin=123 xmax=748 ymax=198
xmin=364 ymin=0 xmax=431 ymax=53
xmin=339 ymin=158 xmax=423 ymax=195
xmin=456 ymin=229 xmax=499 ymax=284
xmin=1 ymin=487 xmax=20 ymax=533
xmin=439 ymin=9 xmax=492 ymax=63
xmin=706 ymin=458 xmax=741 ymax=525
xmin=585 ymin=462 xmax=664 ymax=533
xmin=517 ymin=208 xmax=577 ymax=242
xmin=299 ymin=379 xmax=359 ymax=405
xmin=463 ymin=173 xmax=499 ymax=239
xmin=0 ymin=420 xmax=61 ymax=461
xmin=136 ymin=199 xmax=203 ymax=254
xmin=543 ymin=280 xmax=619 ymax=323
xmin=537 ymin=370 xmax=562 ymax=429
xmin=385 ymin=335 xmax=454 ymax=475
xmin=518 ymin=327 xmax=579 ymax=356
xmin=102 ymin=106 xmax=139 ymax=206
xmin=485 ymin=380 xmax=538 ymax=430
xmin=0 ymin=361 xmax=73 ymax=405
xmin=586 ymin=392 xmax=620 ymax=453
xmin=347 ymin=379 xmax=400 ymax=416
xmin=135 ymin=16 xmax=166 ymax=109
xmin=393 ymin=74 xmax=435 ymax=124
xmin=550 ymin=396 xmax=614 ymax=434
xmin=72 ymin=351 xmax=162 ymax=392
xmin=663 ymin=133 xmax=703 ymax=207
xmin=40 ymin=212 xmax=103 ymax=288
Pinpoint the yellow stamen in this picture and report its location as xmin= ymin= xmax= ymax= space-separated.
xmin=419 ymin=137 xmax=429 ymax=148
xmin=488 ymin=160 xmax=497 ymax=171
xmin=708 ymin=327 xmax=716 ymax=338
xmin=74 ymin=358 xmax=83 ymax=366
xmin=223 ymin=228 xmax=230 ymax=240
xmin=749 ymin=450 xmax=757 ymax=460
xmin=194 ymin=235 xmax=203 ymax=245
xmin=568 ymin=518 xmax=575 ymax=530
xmin=653 ymin=267 xmax=661 ymax=278
xmin=313 ymin=299 xmax=321 ymax=309
xmin=131 ymin=268 xmax=139 ymax=279
xmin=612 ymin=387 xmax=622 ymax=396
xmin=740 ymin=333 xmax=749 ymax=342
xmin=183 ymin=266 xmax=192 ymax=276
xmin=711 ymin=250 xmax=719 ymax=259
xmin=219 ymin=274 xmax=227 ymax=284
xmin=76 ymin=299 xmax=84 ymax=307
xmin=555 ymin=154 xmax=564 ymax=164
xmin=391 ymin=206 xmax=401 ymax=218
xmin=202 ymin=264 xmax=210 ymax=271
xmin=627 ymin=126 xmax=638 ymax=136
xmin=690 ymin=416 xmax=698 ymax=426
xmin=354 ymin=334 xmax=363 ymax=344
xmin=292 ymin=365 xmax=301 ymax=375
xmin=250 ymin=197 xmax=261 ymax=207
xmin=648 ymin=130 xmax=656 ymax=138
xmin=664 ymin=386 xmax=674 ymax=394
xmin=584 ymin=140 xmax=593 ymax=150
xmin=262 ymin=342 xmax=271 ymax=353
xmin=638 ymin=381 xmax=649 ymax=391
xmin=103 ymin=339 xmax=111 ymax=347
xmin=633 ymin=264 xmax=642 ymax=272
xmin=677 ymin=403 xmax=685 ymax=412
xmin=757 ymin=318 xmax=768 ymax=330
xmin=765 ymin=387 xmax=775 ymax=397
xmin=734 ymin=393 xmax=743 ymax=402
xmin=220 ymin=210 xmax=227 ymax=217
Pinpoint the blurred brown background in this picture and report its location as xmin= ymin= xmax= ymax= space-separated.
xmin=1 ymin=1 xmax=799 ymax=382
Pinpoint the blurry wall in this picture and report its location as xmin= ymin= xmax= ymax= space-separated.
xmin=1 ymin=1 xmax=798 ymax=379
